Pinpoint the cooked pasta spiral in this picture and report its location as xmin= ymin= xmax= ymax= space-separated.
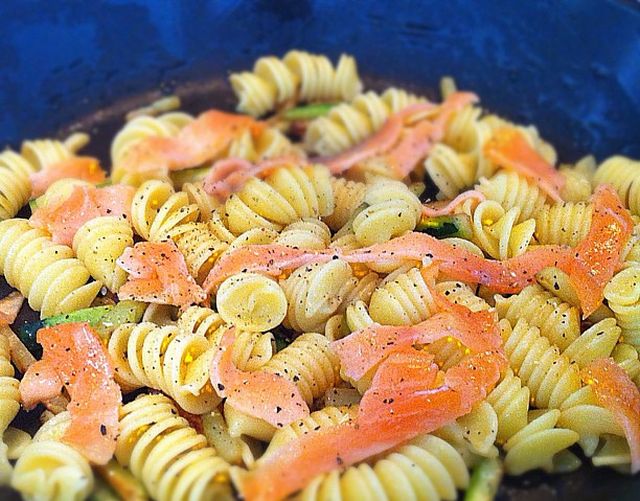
xmin=273 ymin=218 xmax=331 ymax=250
xmin=0 ymin=335 xmax=19 ymax=484
xmin=216 ymin=272 xmax=288 ymax=332
xmin=469 ymin=201 xmax=536 ymax=259
xmin=425 ymin=143 xmax=477 ymax=199
xmin=280 ymin=259 xmax=378 ymax=332
xmin=559 ymin=156 xmax=595 ymax=202
xmin=226 ymin=127 xmax=299 ymax=163
xmin=0 ymin=151 xmax=35 ymax=221
xmin=322 ymin=177 xmax=366 ymax=231
xmin=111 ymin=112 xmax=194 ymax=185
xmin=503 ymin=410 xmax=580 ymax=475
xmin=0 ymin=219 xmax=102 ymax=318
xmin=534 ymin=201 xmax=592 ymax=247
xmin=562 ymin=318 xmax=621 ymax=369
xmin=604 ymin=266 xmax=640 ymax=348
xmin=305 ymin=88 xmax=424 ymax=156
xmin=131 ymin=179 xmax=200 ymax=241
xmin=116 ymin=394 xmax=231 ymax=501
xmin=612 ymin=343 xmax=640 ymax=387
xmin=297 ymin=435 xmax=469 ymax=501
xmin=500 ymin=319 xmax=581 ymax=409
xmin=11 ymin=411 xmax=94 ymax=501
xmin=443 ymin=104 xmax=494 ymax=177
xmin=72 ymin=216 xmax=133 ymax=293
xmin=225 ymin=333 xmax=341 ymax=441
xmin=495 ymin=284 xmax=580 ymax=350
xmin=476 ymin=171 xmax=549 ymax=223
xmin=223 ymin=164 xmax=334 ymax=234
xmin=230 ymin=51 xmax=362 ymax=117
xmin=593 ymin=156 xmax=640 ymax=215
xmin=486 ymin=368 xmax=530 ymax=444
xmin=166 ymin=221 xmax=229 ymax=283
xmin=351 ymin=180 xmax=422 ymax=246
xmin=435 ymin=401 xmax=498 ymax=459
xmin=182 ymin=181 xmax=219 ymax=220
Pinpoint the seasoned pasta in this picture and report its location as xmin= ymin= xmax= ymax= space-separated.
xmin=0 ymin=335 xmax=19 ymax=484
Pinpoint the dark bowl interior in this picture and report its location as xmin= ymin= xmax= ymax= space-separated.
xmin=1 ymin=1 xmax=640 ymax=500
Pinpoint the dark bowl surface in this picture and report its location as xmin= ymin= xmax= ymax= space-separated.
xmin=1 ymin=1 xmax=639 ymax=500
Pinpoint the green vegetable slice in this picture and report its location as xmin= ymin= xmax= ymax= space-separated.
xmin=283 ymin=103 xmax=335 ymax=121
xmin=464 ymin=457 xmax=503 ymax=501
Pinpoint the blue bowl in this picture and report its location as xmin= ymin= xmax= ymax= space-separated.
xmin=1 ymin=1 xmax=639 ymax=500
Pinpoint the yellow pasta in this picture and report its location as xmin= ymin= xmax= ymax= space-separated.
xmin=0 ymin=335 xmax=19 ymax=484
xmin=593 ymin=156 xmax=640 ymax=215
xmin=534 ymin=201 xmax=592 ymax=247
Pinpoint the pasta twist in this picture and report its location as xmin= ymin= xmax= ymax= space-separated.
xmin=612 ymin=343 xmax=640 ymax=387
xmin=352 ymin=180 xmax=422 ymax=246
xmin=273 ymin=219 xmax=331 ymax=250
xmin=559 ymin=157 xmax=595 ymax=203
xmin=304 ymin=88 xmax=424 ymax=156
xmin=181 ymin=181 xmax=219 ymax=220
xmin=281 ymin=259 xmax=378 ymax=332
xmin=469 ymin=201 xmax=536 ymax=260
xmin=0 ymin=151 xmax=34 ymax=220
xmin=108 ymin=321 xmax=222 ymax=413
xmin=476 ymin=171 xmax=549 ymax=223
xmin=225 ymin=333 xmax=341 ymax=441
xmin=177 ymin=306 xmax=274 ymax=372
xmin=230 ymin=51 xmax=362 ymax=117
xmin=223 ymin=164 xmax=334 ymax=234
xmin=131 ymin=179 xmax=200 ymax=241
xmin=425 ymin=143 xmax=477 ymax=199
xmin=111 ymin=112 xmax=194 ymax=185
xmin=503 ymin=410 xmax=579 ymax=475
xmin=443 ymin=104 xmax=494 ymax=177
xmin=562 ymin=318 xmax=621 ymax=369
xmin=72 ymin=216 xmax=133 ymax=293
xmin=0 ymin=335 xmax=19 ymax=484
xmin=226 ymin=127 xmax=299 ymax=163
xmin=322 ymin=177 xmax=366 ymax=231
xmin=298 ymin=435 xmax=469 ymax=501
xmin=116 ymin=394 xmax=231 ymax=501
xmin=11 ymin=411 xmax=94 ymax=501
xmin=0 ymin=219 xmax=102 ymax=318
xmin=593 ymin=156 xmax=640 ymax=215
xmin=486 ymin=368 xmax=530 ymax=444
xmin=166 ymin=221 xmax=230 ymax=283
xmin=604 ymin=267 xmax=640 ymax=349
xmin=495 ymin=284 xmax=580 ymax=350
xmin=202 ymin=410 xmax=257 ymax=467
xmin=500 ymin=319 xmax=581 ymax=409
xmin=216 ymin=272 xmax=288 ymax=332
xmin=534 ymin=201 xmax=592 ymax=247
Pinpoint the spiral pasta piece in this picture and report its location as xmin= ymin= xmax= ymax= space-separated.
xmin=612 ymin=343 xmax=640 ymax=387
xmin=604 ymin=266 xmax=640 ymax=348
xmin=230 ymin=51 xmax=362 ymax=117
xmin=111 ymin=112 xmax=194 ymax=185
xmin=11 ymin=411 xmax=94 ymax=501
xmin=131 ymin=179 xmax=200 ymax=241
xmin=305 ymin=88 xmax=424 ymax=156
xmin=443 ymin=104 xmax=494 ymax=176
xmin=486 ymin=368 xmax=530 ymax=444
xmin=72 ymin=216 xmax=133 ymax=293
xmin=216 ymin=272 xmax=288 ymax=332
xmin=352 ymin=180 xmax=422 ymax=246
xmin=495 ymin=284 xmax=580 ymax=350
xmin=182 ymin=181 xmax=219 ymax=220
xmin=166 ymin=221 xmax=230 ymax=283
xmin=425 ymin=143 xmax=477 ymax=199
xmin=500 ymin=319 xmax=581 ymax=409
xmin=226 ymin=127 xmax=299 ymax=163
xmin=281 ymin=259 xmax=378 ymax=332
xmin=274 ymin=218 xmax=331 ymax=250
xmin=298 ymin=435 xmax=469 ymax=501
xmin=476 ymin=171 xmax=549 ymax=223
xmin=0 ymin=151 xmax=34 ymax=221
xmin=534 ymin=201 xmax=592 ymax=247
xmin=202 ymin=410 xmax=257 ymax=467
xmin=469 ymin=201 xmax=536 ymax=260
xmin=223 ymin=164 xmax=334 ymax=234
xmin=0 ymin=219 xmax=102 ymax=318
xmin=322 ymin=177 xmax=366 ymax=231
xmin=107 ymin=322 xmax=218 ymax=413
xmin=225 ymin=333 xmax=341 ymax=441
xmin=0 ymin=335 xmax=19 ymax=484
xmin=562 ymin=318 xmax=621 ymax=369
xmin=116 ymin=394 xmax=231 ymax=501
xmin=593 ymin=156 xmax=640 ymax=215
xmin=503 ymin=410 xmax=580 ymax=475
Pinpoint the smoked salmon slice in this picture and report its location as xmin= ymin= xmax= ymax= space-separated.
xmin=30 ymin=184 xmax=134 ymax=246
xmin=582 ymin=357 xmax=640 ymax=473
xmin=210 ymin=328 xmax=309 ymax=428
xmin=117 ymin=241 xmax=206 ymax=307
xmin=30 ymin=157 xmax=106 ymax=198
xmin=19 ymin=322 xmax=121 ymax=464
xmin=483 ymin=127 xmax=565 ymax=202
